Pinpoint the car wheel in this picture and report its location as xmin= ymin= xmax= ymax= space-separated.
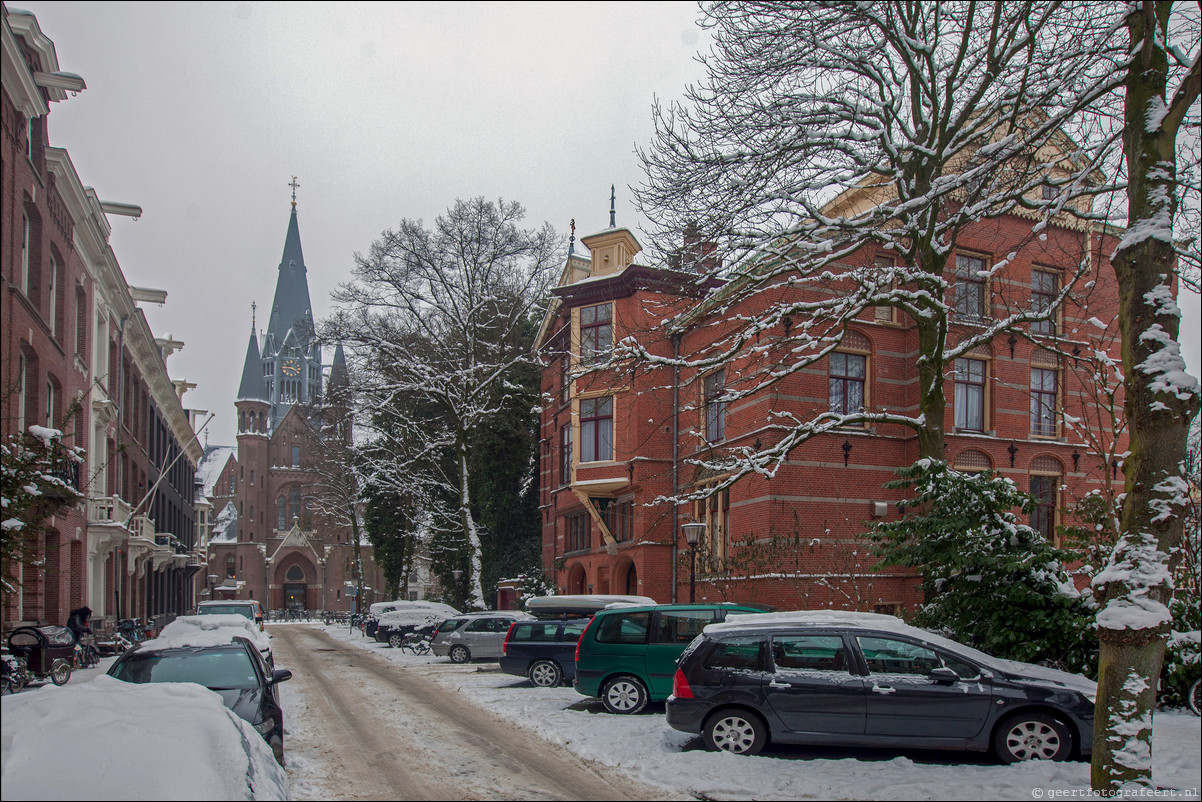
xmin=388 ymin=634 xmax=403 ymax=649
xmin=1188 ymin=679 xmax=1201 ymax=717
xmin=50 ymin=658 xmax=72 ymax=686
xmin=703 ymin=709 xmax=768 ymax=756
xmin=449 ymin=645 xmax=471 ymax=664
xmin=601 ymin=675 xmax=648 ymax=714
xmin=528 ymin=660 xmax=563 ymax=688
xmin=993 ymin=712 xmax=1072 ymax=763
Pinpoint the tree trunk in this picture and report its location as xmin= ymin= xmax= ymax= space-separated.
xmin=1092 ymin=2 xmax=1200 ymax=790
xmin=459 ymin=441 xmax=487 ymax=610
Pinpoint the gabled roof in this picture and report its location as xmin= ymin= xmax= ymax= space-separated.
xmin=197 ymin=446 xmax=237 ymax=497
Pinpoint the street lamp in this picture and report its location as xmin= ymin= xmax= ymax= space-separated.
xmin=207 ymin=574 xmax=218 ymax=602
xmin=680 ymin=522 xmax=706 ymax=603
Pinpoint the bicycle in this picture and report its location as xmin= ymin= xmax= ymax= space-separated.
xmin=73 ymin=633 xmax=101 ymax=669
xmin=399 ymin=633 xmax=431 ymax=655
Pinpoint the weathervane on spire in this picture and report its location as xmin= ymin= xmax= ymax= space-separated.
xmin=569 ymin=218 xmax=576 ymax=256
xmin=289 ymin=176 xmax=300 ymax=208
xmin=609 ymin=185 xmax=616 ymax=228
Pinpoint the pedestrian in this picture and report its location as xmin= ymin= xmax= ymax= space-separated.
xmin=66 ymin=606 xmax=93 ymax=644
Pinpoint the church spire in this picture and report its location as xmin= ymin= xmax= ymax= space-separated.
xmin=609 ymin=184 xmax=616 ymax=228
xmin=236 ymin=313 xmax=267 ymax=402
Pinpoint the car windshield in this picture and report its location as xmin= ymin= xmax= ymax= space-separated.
xmin=198 ymin=605 xmax=256 ymax=620
xmin=111 ymin=646 xmax=259 ymax=689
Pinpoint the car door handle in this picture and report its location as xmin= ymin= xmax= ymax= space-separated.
xmin=768 ymin=681 xmax=791 ymax=688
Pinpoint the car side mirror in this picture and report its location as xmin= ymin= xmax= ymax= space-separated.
xmin=270 ymin=668 xmax=293 ymax=685
xmin=929 ymin=667 xmax=959 ymax=684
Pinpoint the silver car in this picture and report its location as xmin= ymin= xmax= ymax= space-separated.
xmin=431 ymin=611 xmax=533 ymax=663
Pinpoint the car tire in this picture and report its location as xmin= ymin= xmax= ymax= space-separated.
xmin=50 ymin=658 xmax=72 ymax=686
xmin=703 ymin=708 xmax=768 ymax=756
xmin=388 ymin=634 xmax=403 ymax=649
xmin=1188 ymin=679 xmax=1201 ymax=717
xmin=600 ymin=675 xmax=648 ymax=714
xmin=528 ymin=660 xmax=563 ymax=688
xmin=993 ymin=712 xmax=1072 ymax=763
xmin=449 ymin=645 xmax=471 ymax=664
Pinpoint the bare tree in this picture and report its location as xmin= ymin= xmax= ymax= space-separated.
xmin=329 ymin=198 xmax=559 ymax=609
xmin=1091 ymin=1 xmax=1200 ymax=790
xmin=632 ymin=1 xmax=1125 ymax=488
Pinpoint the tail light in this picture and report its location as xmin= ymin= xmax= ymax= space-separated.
xmin=575 ymin=616 xmax=596 ymax=664
xmin=502 ymin=621 xmax=517 ymax=656
xmin=673 ymin=668 xmax=694 ymax=699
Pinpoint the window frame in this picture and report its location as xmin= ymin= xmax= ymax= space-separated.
xmin=1031 ymin=268 xmax=1060 ymax=335
xmin=1030 ymin=366 xmax=1060 ymax=438
xmin=953 ymin=253 xmax=989 ymax=320
xmin=873 ymin=255 xmax=897 ymax=323
xmin=828 ymin=351 xmax=867 ymax=419
xmin=579 ymin=303 xmax=613 ymax=365
xmin=1029 ymin=472 xmax=1061 ymax=544
xmin=566 ymin=511 xmax=590 ymax=553
xmin=703 ymin=368 xmax=727 ymax=443
xmin=560 ymin=424 xmax=572 ymax=487
xmin=579 ymin=396 xmax=613 ymax=463
xmin=953 ymin=357 xmax=987 ymax=433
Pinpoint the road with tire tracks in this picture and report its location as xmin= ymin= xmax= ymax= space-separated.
xmin=270 ymin=624 xmax=670 ymax=801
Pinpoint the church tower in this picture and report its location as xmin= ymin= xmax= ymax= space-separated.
xmin=256 ymin=180 xmax=322 ymax=433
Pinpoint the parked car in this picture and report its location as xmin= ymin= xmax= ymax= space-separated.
xmin=499 ymin=618 xmax=591 ymax=687
xmin=666 ymin=610 xmax=1098 ymax=762
xmin=431 ymin=611 xmax=534 ymax=663
xmin=107 ymin=633 xmax=292 ymax=764
xmin=160 ymin=614 xmax=274 ymax=669
xmin=374 ymin=609 xmax=449 ymax=647
xmin=364 ymin=600 xmax=460 ymax=639
xmin=197 ymin=599 xmax=265 ymax=632
xmin=573 ymin=603 xmax=764 ymax=714
xmin=0 ymin=673 xmax=287 ymax=800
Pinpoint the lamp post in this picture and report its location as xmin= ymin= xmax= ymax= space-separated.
xmin=207 ymin=574 xmax=218 ymax=603
xmin=452 ymin=569 xmax=463 ymax=607
xmin=680 ymin=522 xmax=706 ymax=603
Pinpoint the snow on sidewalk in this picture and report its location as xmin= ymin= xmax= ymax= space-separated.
xmin=307 ymin=623 xmax=1201 ymax=801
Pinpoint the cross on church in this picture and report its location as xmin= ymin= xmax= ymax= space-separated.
xmin=289 ymin=176 xmax=300 ymax=207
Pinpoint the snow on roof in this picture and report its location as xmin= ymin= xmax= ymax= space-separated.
xmin=196 ymin=446 xmax=236 ymax=497
xmin=210 ymin=502 xmax=237 ymax=543
xmin=155 ymin=614 xmax=270 ymax=653
xmin=0 ymin=674 xmax=287 ymax=800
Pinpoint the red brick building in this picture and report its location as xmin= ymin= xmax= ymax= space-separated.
xmin=537 ymin=202 xmax=1124 ymax=611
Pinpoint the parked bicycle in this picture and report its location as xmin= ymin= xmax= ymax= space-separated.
xmin=399 ymin=633 xmax=432 ymax=655
xmin=73 ymin=632 xmax=101 ymax=669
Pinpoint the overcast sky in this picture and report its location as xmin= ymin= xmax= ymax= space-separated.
xmin=16 ymin=1 xmax=1201 ymax=448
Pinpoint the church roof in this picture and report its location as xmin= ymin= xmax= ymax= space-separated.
xmin=330 ymin=343 xmax=349 ymax=387
xmin=197 ymin=445 xmax=236 ymax=497
xmin=266 ymin=207 xmax=315 ymax=351
xmin=236 ymin=322 xmax=268 ymax=401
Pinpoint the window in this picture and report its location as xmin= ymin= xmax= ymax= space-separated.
xmin=772 ymin=634 xmax=849 ymax=673
xmin=829 ymin=352 xmax=866 ymax=416
xmin=1030 ymin=474 xmax=1059 ymax=542
xmin=856 ymin=635 xmax=941 ymax=676
xmin=249 ymin=470 xmax=254 ymax=486
xmin=694 ymin=487 xmax=730 ymax=571
xmin=44 ymin=379 xmax=56 ymax=427
xmin=595 ymin=611 xmax=650 ymax=645
xmin=655 ymin=610 xmax=714 ymax=644
xmin=704 ymin=369 xmax=726 ymax=442
xmin=605 ymin=499 xmax=634 ymax=542
xmin=288 ymin=486 xmax=302 ymax=524
xmin=580 ymin=304 xmax=612 ymax=364
xmin=1031 ymin=269 xmax=1059 ymax=335
xmin=579 ymin=396 xmax=613 ymax=462
xmin=953 ymin=254 xmax=987 ymax=318
xmin=954 ymin=358 xmax=986 ymax=432
xmin=703 ymin=636 xmax=767 ymax=671
xmin=48 ymin=252 xmax=60 ymax=338
xmin=225 ymin=555 xmax=235 ymax=578
xmin=874 ymin=255 xmax=896 ymax=322
xmin=560 ymin=351 xmax=571 ymax=402
xmin=566 ymin=511 xmax=589 ymax=552
xmin=20 ymin=214 xmax=30 ymax=296
xmin=291 ymin=446 xmax=301 ymax=467
xmin=1030 ymin=367 xmax=1059 ymax=437
xmin=560 ymin=425 xmax=572 ymax=486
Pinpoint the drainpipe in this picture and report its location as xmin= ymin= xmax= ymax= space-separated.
xmin=671 ymin=333 xmax=681 ymax=603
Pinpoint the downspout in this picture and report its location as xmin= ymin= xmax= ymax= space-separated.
xmin=671 ymin=333 xmax=681 ymax=603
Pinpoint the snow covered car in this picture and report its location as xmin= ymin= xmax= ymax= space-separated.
xmin=365 ymin=600 xmax=460 ymax=639
xmin=667 ymin=611 xmax=1096 ymax=762
xmin=374 ymin=609 xmax=450 ymax=647
xmin=0 ymin=673 xmax=287 ymax=800
xmin=431 ymin=611 xmax=534 ymax=663
xmin=197 ymin=600 xmax=265 ymax=632
xmin=159 ymin=614 xmax=274 ymax=669
xmin=108 ymin=632 xmax=292 ymax=764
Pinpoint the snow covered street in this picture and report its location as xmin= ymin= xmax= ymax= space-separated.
xmin=278 ymin=623 xmax=1202 ymax=801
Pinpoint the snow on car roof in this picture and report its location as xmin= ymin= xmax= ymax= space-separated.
xmin=0 ymin=674 xmax=287 ymax=800
xmin=149 ymin=614 xmax=270 ymax=652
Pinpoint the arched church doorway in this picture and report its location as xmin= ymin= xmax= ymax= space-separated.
xmin=283 ymin=564 xmax=307 ymax=612
xmin=567 ymin=563 xmax=587 ymax=595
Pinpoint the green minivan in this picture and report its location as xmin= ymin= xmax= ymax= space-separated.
xmin=573 ymin=603 xmax=765 ymax=714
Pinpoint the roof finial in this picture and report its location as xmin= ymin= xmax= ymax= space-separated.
xmin=609 ymin=184 xmax=616 ymax=228
xmin=569 ymin=218 xmax=576 ymax=256
xmin=289 ymin=175 xmax=300 ymax=209
xmin=251 ymin=300 xmax=257 ymax=330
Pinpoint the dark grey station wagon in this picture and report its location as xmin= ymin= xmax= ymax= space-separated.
xmin=667 ymin=611 xmax=1096 ymax=763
